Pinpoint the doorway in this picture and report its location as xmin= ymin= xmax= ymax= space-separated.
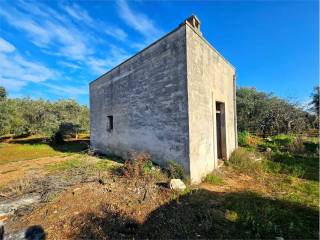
xmin=216 ymin=102 xmax=226 ymax=160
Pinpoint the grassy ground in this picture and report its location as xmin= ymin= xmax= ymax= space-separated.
xmin=0 ymin=135 xmax=88 ymax=165
xmin=1 ymin=134 xmax=319 ymax=239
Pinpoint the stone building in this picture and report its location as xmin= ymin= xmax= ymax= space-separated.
xmin=90 ymin=15 xmax=237 ymax=183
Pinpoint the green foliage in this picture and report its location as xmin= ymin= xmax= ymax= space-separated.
xmin=204 ymin=173 xmax=224 ymax=185
xmin=258 ymin=134 xmax=295 ymax=152
xmin=309 ymin=86 xmax=319 ymax=116
xmin=0 ymin=87 xmax=6 ymax=101
xmin=238 ymin=131 xmax=250 ymax=146
xmin=142 ymin=159 xmax=154 ymax=174
xmin=272 ymin=134 xmax=294 ymax=147
xmin=0 ymin=95 xmax=89 ymax=137
xmin=51 ymin=122 xmax=83 ymax=144
xmin=166 ymin=160 xmax=185 ymax=179
xmin=237 ymin=87 xmax=313 ymax=136
xmin=303 ymin=141 xmax=318 ymax=154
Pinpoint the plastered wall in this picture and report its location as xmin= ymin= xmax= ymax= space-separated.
xmin=186 ymin=24 xmax=237 ymax=183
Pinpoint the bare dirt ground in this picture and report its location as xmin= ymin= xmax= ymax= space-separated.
xmin=0 ymin=156 xmax=72 ymax=187
xmin=0 ymin=138 xmax=318 ymax=239
xmin=0 ymin=146 xmax=262 ymax=240
xmin=1 ymin=161 xmax=283 ymax=240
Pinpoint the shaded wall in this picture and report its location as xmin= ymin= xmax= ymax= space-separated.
xmin=90 ymin=26 xmax=190 ymax=170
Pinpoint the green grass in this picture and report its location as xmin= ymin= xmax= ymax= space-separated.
xmin=0 ymin=136 xmax=89 ymax=165
xmin=223 ymin=191 xmax=318 ymax=239
xmin=0 ymin=143 xmax=62 ymax=164
xmin=238 ymin=131 xmax=250 ymax=146
xmin=204 ymin=173 xmax=224 ymax=185
xmin=46 ymin=155 xmax=123 ymax=173
xmin=46 ymin=157 xmax=84 ymax=171
xmin=217 ymin=135 xmax=319 ymax=238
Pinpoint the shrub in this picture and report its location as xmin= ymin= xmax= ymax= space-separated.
xmin=288 ymin=136 xmax=305 ymax=153
xmin=122 ymin=151 xmax=153 ymax=178
xmin=166 ymin=160 xmax=185 ymax=179
xmin=50 ymin=131 xmax=64 ymax=145
xmin=238 ymin=131 xmax=250 ymax=146
xmin=303 ymin=141 xmax=319 ymax=154
xmin=227 ymin=148 xmax=262 ymax=174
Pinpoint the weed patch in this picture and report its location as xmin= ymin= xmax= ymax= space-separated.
xmin=166 ymin=160 xmax=185 ymax=179
xmin=204 ymin=173 xmax=224 ymax=185
xmin=227 ymin=148 xmax=263 ymax=174
xmin=47 ymin=158 xmax=84 ymax=172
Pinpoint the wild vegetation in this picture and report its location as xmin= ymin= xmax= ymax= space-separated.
xmin=0 ymin=85 xmax=318 ymax=239
xmin=0 ymin=87 xmax=89 ymax=139
xmin=236 ymin=87 xmax=317 ymax=136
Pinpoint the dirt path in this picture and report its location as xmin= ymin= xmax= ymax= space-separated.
xmin=0 ymin=155 xmax=72 ymax=188
xmin=2 ymin=167 xmax=271 ymax=240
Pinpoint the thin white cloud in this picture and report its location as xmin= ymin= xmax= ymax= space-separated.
xmin=117 ymin=0 xmax=163 ymax=43
xmin=42 ymin=82 xmax=88 ymax=96
xmin=0 ymin=38 xmax=56 ymax=92
xmin=104 ymin=26 xmax=128 ymax=42
xmin=0 ymin=1 xmax=161 ymax=100
xmin=64 ymin=4 xmax=92 ymax=23
xmin=0 ymin=38 xmax=16 ymax=52
xmin=64 ymin=3 xmax=128 ymax=42
xmin=58 ymin=61 xmax=82 ymax=70
xmin=0 ymin=2 xmax=91 ymax=61
xmin=88 ymin=45 xmax=130 ymax=75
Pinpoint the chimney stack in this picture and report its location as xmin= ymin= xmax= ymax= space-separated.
xmin=185 ymin=15 xmax=201 ymax=35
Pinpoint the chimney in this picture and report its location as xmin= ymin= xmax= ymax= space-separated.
xmin=185 ymin=15 xmax=201 ymax=35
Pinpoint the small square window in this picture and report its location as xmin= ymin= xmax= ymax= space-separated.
xmin=107 ymin=115 xmax=113 ymax=132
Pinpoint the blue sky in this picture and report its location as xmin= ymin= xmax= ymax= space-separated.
xmin=0 ymin=0 xmax=318 ymax=106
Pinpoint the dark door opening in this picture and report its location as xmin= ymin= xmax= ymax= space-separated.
xmin=216 ymin=102 xmax=226 ymax=160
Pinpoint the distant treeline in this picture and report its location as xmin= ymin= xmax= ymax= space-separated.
xmin=0 ymin=87 xmax=88 ymax=137
xmin=0 ymin=86 xmax=318 ymax=138
xmin=237 ymin=87 xmax=318 ymax=137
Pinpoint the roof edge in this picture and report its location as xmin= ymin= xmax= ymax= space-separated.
xmin=90 ymin=22 xmax=187 ymax=86
xmin=185 ymin=21 xmax=236 ymax=71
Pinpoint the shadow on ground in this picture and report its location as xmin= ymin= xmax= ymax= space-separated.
xmin=70 ymin=189 xmax=319 ymax=239
xmin=7 ymin=136 xmax=89 ymax=154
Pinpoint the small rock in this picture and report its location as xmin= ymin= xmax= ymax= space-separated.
xmin=169 ymin=179 xmax=186 ymax=191
xmin=275 ymin=237 xmax=284 ymax=240
xmin=266 ymin=147 xmax=272 ymax=152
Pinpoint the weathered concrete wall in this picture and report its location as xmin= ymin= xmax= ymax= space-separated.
xmin=186 ymin=23 xmax=237 ymax=183
xmin=90 ymin=26 xmax=190 ymax=171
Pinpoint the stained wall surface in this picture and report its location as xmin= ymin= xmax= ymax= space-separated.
xmin=186 ymin=23 xmax=237 ymax=183
xmin=90 ymin=26 xmax=190 ymax=170
xmin=90 ymin=19 xmax=237 ymax=184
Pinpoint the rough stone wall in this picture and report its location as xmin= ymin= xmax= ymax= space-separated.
xmin=90 ymin=26 xmax=190 ymax=171
xmin=186 ymin=23 xmax=237 ymax=183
